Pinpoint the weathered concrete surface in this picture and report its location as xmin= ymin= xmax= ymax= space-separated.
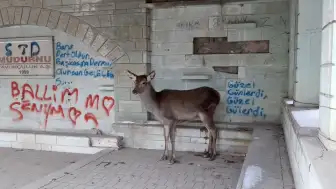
xmin=0 ymin=148 xmax=88 ymax=189
xmin=236 ymin=125 xmax=295 ymax=189
xmin=21 ymin=148 xmax=245 ymax=189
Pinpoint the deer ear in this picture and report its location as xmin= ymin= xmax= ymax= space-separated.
xmin=125 ymin=70 xmax=136 ymax=81
xmin=147 ymin=70 xmax=156 ymax=81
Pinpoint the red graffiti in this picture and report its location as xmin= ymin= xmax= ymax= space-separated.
xmin=102 ymin=96 xmax=115 ymax=116
xmin=9 ymin=102 xmax=23 ymax=121
xmin=85 ymin=94 xmax=99 ymax=110
xmin=9 ymin=81 xmax=115 ymax=128
xmin=11 ymin=81 xmax=63 ymax=101
xmin=84 ymin=113 xmax=98 ymax=128
xmin=68 ymin=107 xmax=82 ymax=126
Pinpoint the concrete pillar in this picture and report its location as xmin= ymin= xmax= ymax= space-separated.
xmin=319 ymin=0 xmax=336 ymax=150
xmin=293 ymin=0 xmax=322 ymax=107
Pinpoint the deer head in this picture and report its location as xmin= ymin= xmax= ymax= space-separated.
xmin=126 ymin=70 xmax=156 ymax=95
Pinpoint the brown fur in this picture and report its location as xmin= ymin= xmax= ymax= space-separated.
xmin=126 ymin=70 xmax=220 ymax=163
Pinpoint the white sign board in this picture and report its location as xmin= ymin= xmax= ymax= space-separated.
xmin=0 ymin=37 xmax=54 ymax=78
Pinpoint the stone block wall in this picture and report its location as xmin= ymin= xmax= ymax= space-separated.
xmin=42 ymin=0 xmax=151 ymax=122
xmin=151 ymin=1 xmax=289 ymax=123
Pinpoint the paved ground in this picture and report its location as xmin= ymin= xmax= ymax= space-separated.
xmin=22 ymin=148 xmax=245 ymax=189
xmin=0 ymin=148 xmax=88 ymax=189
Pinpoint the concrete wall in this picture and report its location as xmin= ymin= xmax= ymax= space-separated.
xmin=0 ymin=0 xmax=291 ymax=152
xmin=150 ymin=0 xmax=289 ymax=123
xmin=282 ymin=103 xmax=323 ymax=189
xmin=0 ymin=0 xmax=148 ymax=134
xmin=0 ymin=26 xmax=115 ymax=134
xmin=293 ymin=0 xmax=322 ymax=106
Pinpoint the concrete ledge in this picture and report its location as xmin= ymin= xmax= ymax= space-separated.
xmin=236 ymin=125 xmax=294 ymax=189
xmin=282 ymin=99 xmax=336 ymax=189
xmin=0 ymin=130 xmax=123 ymax=154
xmin=112 ymin=122 xmax=253 ymax=154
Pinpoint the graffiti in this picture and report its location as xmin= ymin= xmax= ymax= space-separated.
xmin=176 ymin=20 xmax=201 ymax=30
xmin=5 ymin=41 xmax=40 ymax=57
xmin=9 ymin=81 xmax=115 ymax=128
xmin=55 ymin=42 xmax=113 ymax=79
xmin=211 ymin=15 xmax=288 ymax=29
xmin=259 ymin=17 xmax=271 ymax=27
xmin=56 ymin=68 xmax=113 ymax=78
xmin=55 ymin=77 xmax=73 ymax=87
xmin=226 ymin=80 xmax=267 ymax=118
xmin=212 ymin=16 xmax=249 ymax=28
xmin=0 ymin=38 xmax=54 ymax=77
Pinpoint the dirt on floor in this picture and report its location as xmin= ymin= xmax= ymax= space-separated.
xmin=0 ymin=148 xmax=88 ymax=189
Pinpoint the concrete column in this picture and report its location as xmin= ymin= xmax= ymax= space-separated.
xmin=293 ymin=0 xmax=322 ymax=107
xmin=319 ymin=0 xmax=336 ymax=150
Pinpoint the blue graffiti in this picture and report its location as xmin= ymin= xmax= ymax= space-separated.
xmin=226 ymin=80 xmax=266 ymax=118
xmin=226 ymin=96 xmax=251 ymax=105
xmin=55 ymin=42 xmax=114 ymax=79
xmin=5 ymin=43 xmax=12 ymax=56
xmin=55 ymin=58 xmax=112 ymax=68
xmin=227 ymin=88 xmax=264 ymax=98
xmin=226 ymin=106 xmax=265 ymax=117
xmin=56 ymin=49 xmax=90 ymax=59
xmin=227 ymin=80 xmax=255 ymax=89
xmin=5 ymin=42 xmax=40 ymax=57
xmin=55 ymin=77 xmax=73 ymax=87
xmin=56 ymin=68 xmax=113 ymax=79
xmin=56 ymin=42 xmax=73 ymax=51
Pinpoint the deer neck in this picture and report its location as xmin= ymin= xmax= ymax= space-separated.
xmin=138 ymin=83 xmax=160 ymax=114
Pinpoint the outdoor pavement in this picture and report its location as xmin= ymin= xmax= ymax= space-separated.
xmin=20 ymin=148 xmax=245 ymax=189
xmin=0 ymin=148 xmax=88 ymax=189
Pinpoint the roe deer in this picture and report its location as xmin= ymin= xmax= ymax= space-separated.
xmin=126 ymin=70 xmax=220 ymax=164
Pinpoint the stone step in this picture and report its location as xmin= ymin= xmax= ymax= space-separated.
xmin=0 ymin=130 xmax=123 ymax=154
xmin=112 ymin=123 xmax=253 ymax=154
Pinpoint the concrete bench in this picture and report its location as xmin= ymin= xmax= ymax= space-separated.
xmin=236 ymin=126 xmax=295 ymax=189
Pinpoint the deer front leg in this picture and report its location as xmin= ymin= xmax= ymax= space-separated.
xmin=168 ymin=122 xmax=179 ymax=165
xmin=159 ymin=125 xmax=169 ymax=161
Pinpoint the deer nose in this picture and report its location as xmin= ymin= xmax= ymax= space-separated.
xmin=132 ymin=89 xmax=138 ymax=94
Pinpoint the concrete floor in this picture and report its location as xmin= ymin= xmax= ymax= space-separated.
xmin=21 ymin=148 xmax=245 ymax=189
xmin=0 ymin=148 xmax=88 ymax=189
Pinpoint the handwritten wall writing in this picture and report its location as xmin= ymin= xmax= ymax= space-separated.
xmin=176 ymin=20 xmax=201 ymax=30
xmin=9 ymin=81 xmax=115 ymax=128
xmin=210 ymin=15 xmax=288 ymax=29
xmin=0 ymin=37 xmax=54 ymax=77
xmin=226 ymin=80 xmax=267 ymax=118
xmin=55 ymin=77 xmax=73 ymax=87
xmin=55 ymin=42 xmax=113 ymax=79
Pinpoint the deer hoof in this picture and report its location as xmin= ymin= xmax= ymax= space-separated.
xmin=203 ymin=152 xmax=210 ymax=158
xmin=208 ymin=155 xmax=216 ymax=161
xmin=168 ymin=158 xmax=179 ymax=165
xmin=159 ymin=155 xmax=168 ymax=161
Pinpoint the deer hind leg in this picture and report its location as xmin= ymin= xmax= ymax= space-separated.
xmin=209 ymin=126 xmax=218 ymax=161
xmin=203 ymin=133 xmax=213 ymax=158
xmin=200 ymin=127 xmax=211 ymax=158
xmin=159 ymin=125 xmax=169 ymax=161
xmin=168 ymin=122 xmax=179 ymax=165
xmin=198 ymin=111 xmax=217 ymax=161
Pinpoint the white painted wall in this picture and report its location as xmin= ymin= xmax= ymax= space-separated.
xmin=0 ymin=26 xmax=115 ymax=134
xmin=293 ymin=0 xmax=322 ymax=106
xmin=151 ymin=0 xmax=289 ymax=123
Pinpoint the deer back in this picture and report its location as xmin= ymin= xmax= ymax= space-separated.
xmin=155 ymin=86 xmax=221 ymax=121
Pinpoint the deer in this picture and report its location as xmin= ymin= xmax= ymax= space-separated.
xmin=126 ymin=70 xmax=221 ymax=164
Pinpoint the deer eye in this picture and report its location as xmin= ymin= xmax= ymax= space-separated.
xmin=141 ymin=81 xmax=146 ymax=85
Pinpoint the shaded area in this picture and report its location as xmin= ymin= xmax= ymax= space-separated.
xmin=0 ymin=148 xmax=87 ymax=189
